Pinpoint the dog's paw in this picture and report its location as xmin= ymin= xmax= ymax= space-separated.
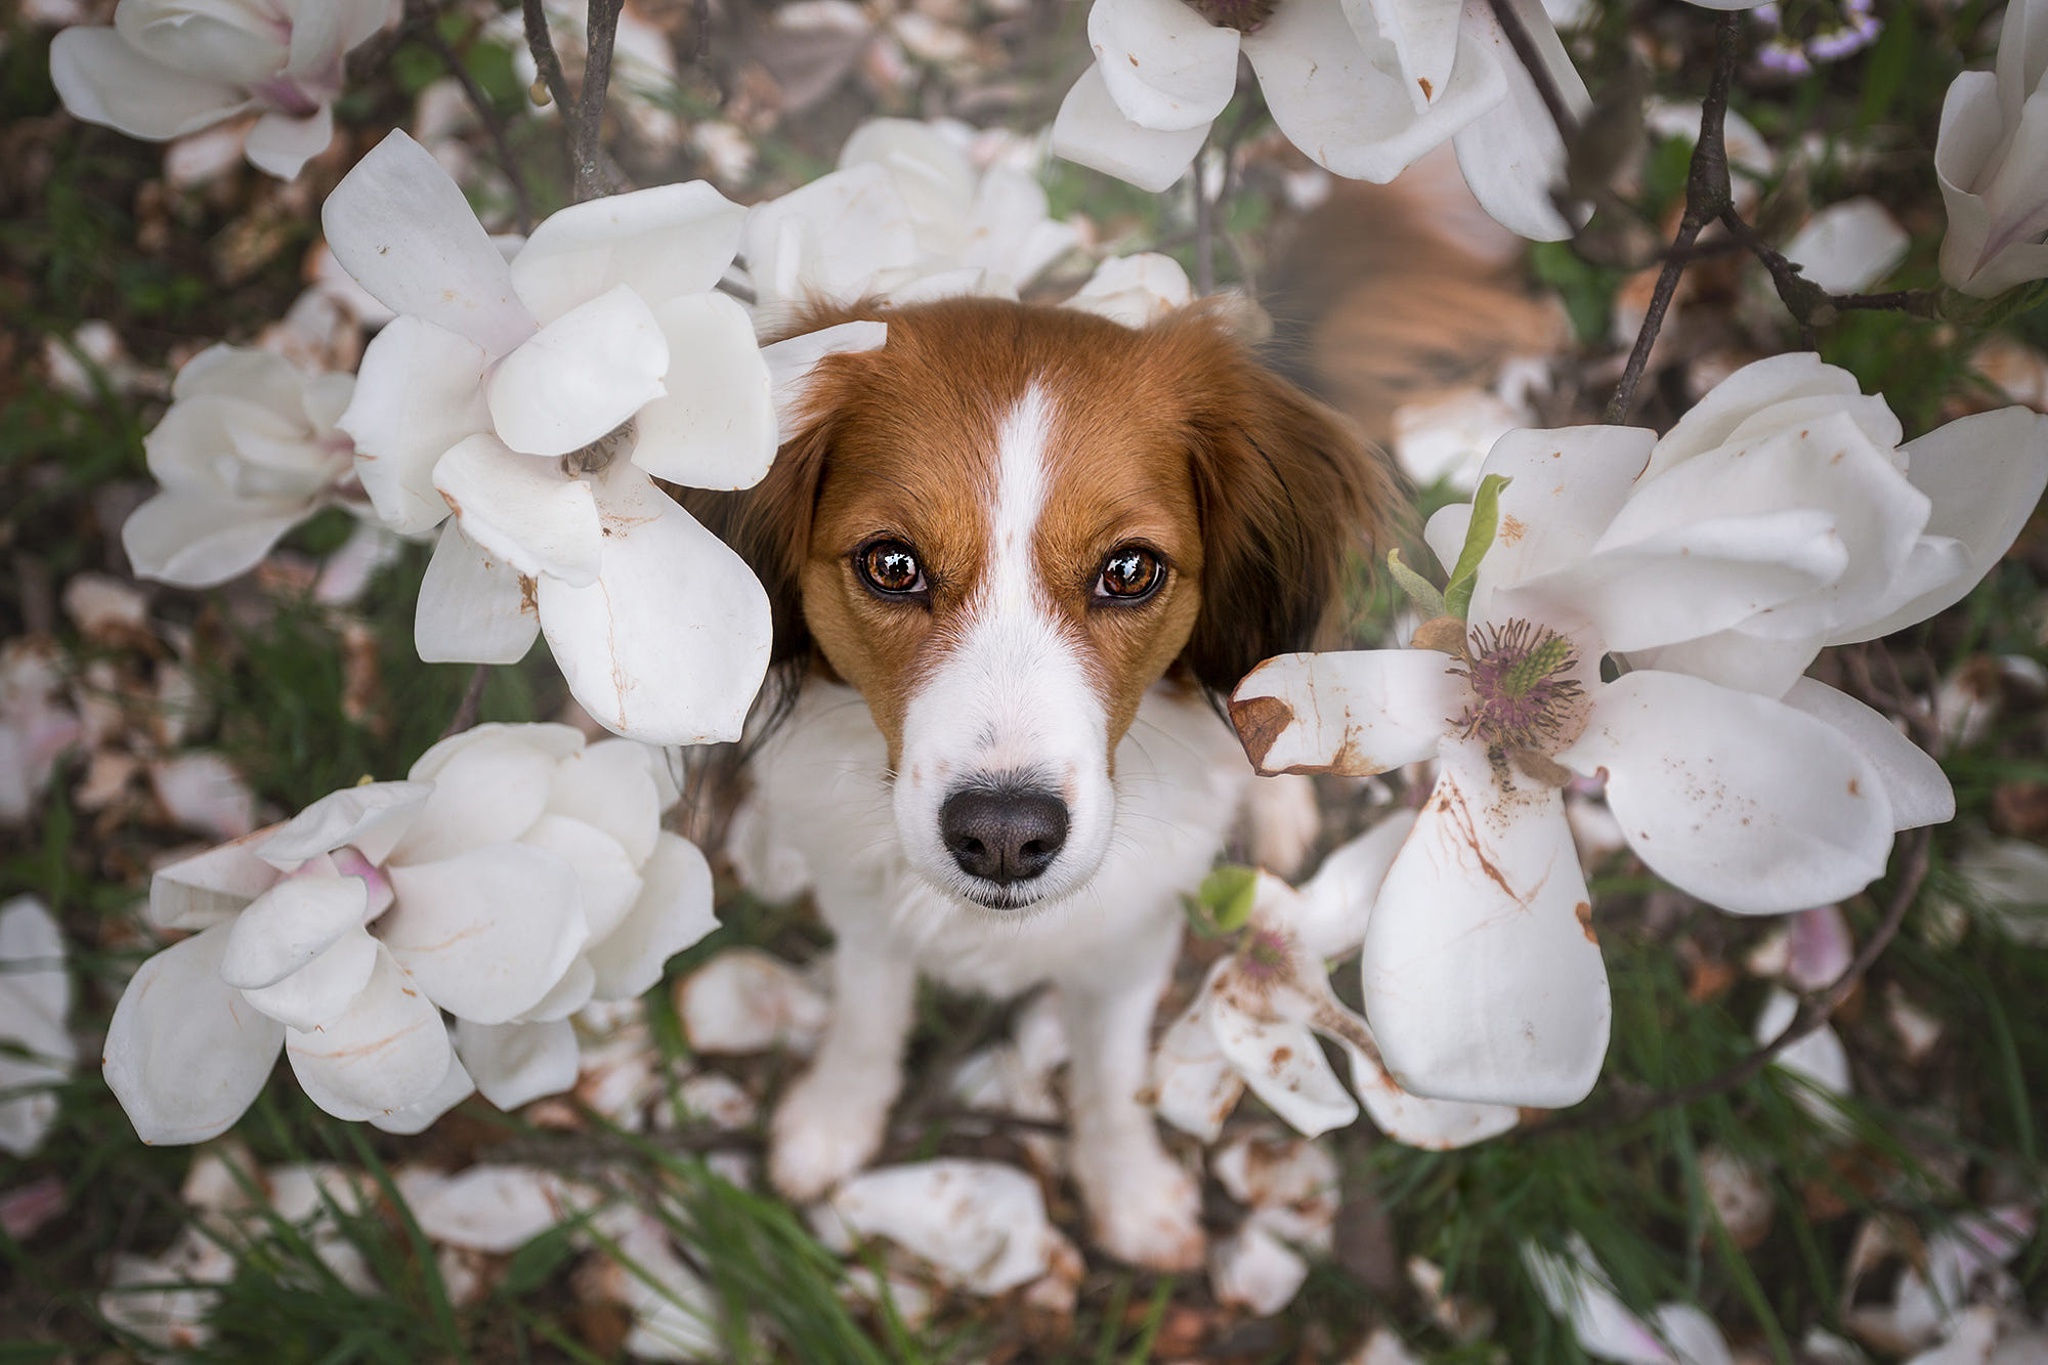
xmin=1245 ymin=773 xmax=1320 ymax=878
xmin=769 ymin=1070 xmax=891 ymax=1202
xmin=1077 ymin=1142 xmax=1206 ymax=1271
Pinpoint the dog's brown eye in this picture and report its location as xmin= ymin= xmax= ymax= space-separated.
xmin=857 ymin=540 xmax=926 ymax=596
xmin=1096 ymin=546 xmax=1164 ymax=602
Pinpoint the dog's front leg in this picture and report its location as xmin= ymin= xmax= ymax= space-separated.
xmin=769 ymin=937 xmax=916 ymax=1202
xmin=1060 ymin=967 xmax=1206 ymax=1271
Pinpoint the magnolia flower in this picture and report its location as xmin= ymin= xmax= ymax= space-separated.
xmin=1523 ymin=1237 xmax=1733 ymax=1365
xmin=0 ymin=896 xmax=74 ymax=1157
xmin=740 ymin=117 xmax=1083 ymax=326
xmin=1230 ymin=357 xmax=2047 ymax=1106
xmin=122 ymin=345 xmax=365 ymax=588
xmin=1152 ymin=813 xmax=1520 ymax=1147
xmin=1938 ymin=0 xmax=2048 ymax=297
xmin=1051 ymin=0 xmax=1588 ymax=240
xmin=103 ymin=723 xmax=717 ymax=1142
xmin=50 ymin=0 xmax=389 ymax=179
xmin=1208 ymin=1133 xmax=1340 ymax=1316
xmin=323 ymin=130 xmax=837 ymax=744
xmin=813 ymin=1159 xmax=1070 ymax=1296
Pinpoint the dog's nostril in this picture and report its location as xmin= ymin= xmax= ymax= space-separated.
xmin=939 ymin=787 xmax=1069 ymax=886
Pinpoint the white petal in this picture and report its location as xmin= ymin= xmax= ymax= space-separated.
xmin=762 ymin=319 xmax=889 ymax=442
xmin=1230 ymin=650 xmax=1461 ymax=777
xmin=220 ymin=874 xmax=368 ymax=990
xmin=243 ymin=105 xmax=332 ymax=180
xmin=367 ymin=1048 xmax=475 ymax=1134
xmin=1781 ymin=679 xmax=1954 ymax=830
xmin=521 ymin=813 xmax=643 ymax=942
xmin=1566 ymin=671 xmax=1894 ymax=915
xmin=630 ymin=292 xmax=778 ymax=490
xmin=49 ymin=28 xmax=246 ymax=141
xmin=819 ymin=1160 xmax=1054 ymax=1294
xmin=415 ymin=521 xmax=542 ymax=666
xmin=1066 ymin=252 xmax=1194 ymax=327
xmin=455 ymin=1017 xmax=580 ymax=1110
xmin=1783 ymin=199 xmax=1910 ymax=295
xmin=587 ymin=832 xmax=717 ymax=1000
xmin=1755 ymin=988 xmax=1851 ymax=1125
xmin=1150 ymin=986 xmax=1245 ymax=1142
xmin=115 ymin=4 xmax=286 ymax=82
xmin=1205 ymin=980 xmax=1359 ymax=1135
xmin=739 ymin=162 xmax=919 ymax=313
xmin=537 ymin=466 xmax=773 ymax=744
xmin=104 ymin=923 xmax=284 ymax=1144
xmin=1641 ymin=353 xmax=1861 ymax=480
xmin=321 ymin=131 xmax=537 ymax=357
xmin=1630 ymin=628 xmax=1826 ymax=700
xmin=675 ymin=947 xmax=827 ymax=1054
xmin=1364 ymin=738 xmax=1609 ymax=1107
xmin=486 ymin=285 xmax=669 ymax=459
xmin=259 ymin=780 xmax=433 ymax=869
xmin=1353 ymin=0 xmax=1461 ymax=112
xmin=1337 ymin=1035 xmax=1520 ymax=1150
xmin=392 ymin=724 xmax=564 ymax=863
xmin=1088 ymin=0 xmax=1242 ymax=133
xmin=1050 ymin=65 xmax=1207 ymax=193
xmin=1210 ymin=1221 xmax=1310 ymax=1316
xmin=338 ymin=316 xmax=492 ymax=535
xmin=1525 ymin=1237 xmax=1717 ymax=1365
xmin=149 ymin=752 xmax=256 ymax=842
xmin=148 ymin=830 xmax=283 ymax=930
xmin=0 ymin=896 xmax=69 ymax=1024
xmin=510 ymin=182 xmax=747 ymax=326
xmin=1465 ymin=424 xmax=1656 ymax=614
xmin=517 ymin=955 xmax=596 ymax=1022
xmin=238 ymin=926 xmax=380 ymax=1031
xmin=1451 ymin=0 xmax=1591 ymax=242
xmin=286 ymin=946 xmax=454 ymax=1122
xmin=381 ymin=843 xmax=589 ymax=1024
xmin=121 ymin=492 xmax=308 ymax=589
xmin=546 ymin=740 xmax=662 ymax=868
xmin=401 ymin=1164 xmax=576 ymax=1252
xmin=1295 ymin=809 xmax=1419 ymax=960
xmin=433 ymin=434 xmax=603 ymax=585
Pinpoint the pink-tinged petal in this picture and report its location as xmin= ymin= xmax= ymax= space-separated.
xmin=521 ymin=814 xmax=642 ymax=942
xmin=455 ymin=1017 xmax=579 ymax=1110
xmin=1151 ymin=981 xmax=1245 ymax=1142
xmin=122 ymin=491 xmax=309 ymax=589
xmin=1351 ymin=0 xmax=1459 ymax=113
xmin=586 ymin=832 xmax=716 ymax=1001
xmin=1295 ymin=810 xmax=1418 ymax=960
xmin=338 ymin=316 xmax=491 ymax=534
xmin=321 ymin=131 xmax=536 ymax=357
xmin=49 ymin=28 xmax=248 ymax=140
xmin=1339 ymin=1035 xmax=1521 ymax=1149
xmin=1843 ymin=407 xmax=2048 ymax=640
xmin=1780 ymin=679 xmax=1954 ymax=830
xmin=150 ymin=752 xmax=256 ymax=841
xmin=761 ymin=320 xmax=889 ymax=442
xmin=1088 ymin=0 xmax=1241 ymax=133
xmin=1051 ymin=65 xmax=1208 ymax=193
xmin=1642 ymin=353 xmax=1862 ymax=480
xmin=367 ymin=1047 xmax=474 ymax=1134
xmin=1230 ymin=650 xmax=1461 ymax=777
xmin=390 ymin=726 xmax=568 ymax=864
xmin=286 ymin=945 xmax=453 ymax=1121
xmin=238 ymin=926 xmax=379 ymax=1031
xmin=260 ymin=780 xmax=432 ymax=871
xmin=545 ymin=740 xmax=662 ymax=868
xmin=630 ymin=292 xmax=777 ymax=490
xmin=1452 ymin=0 xmax=1590 ymax=241
xmin=1364 ymin=739 xmax=1609 ymax=1107
xmin=243 ymin=105 xmax=331 ymax=180
xmin=1242 ymin=0 xmax=1507 ymax=183
xmin=486 ymin=286 xmax=669 ymax=459
xmin=220 ymin=874 xmax=368 ymax=990
xmin=381 ymin=843 xmax=588 ymax=1024
xmin=148 ymin=829 xmax=284 ymax=930
xmin=509 ymin=182 xmax=747 ymax=326
xmin=1566 ymin=671 xmax=1894 ymax=915
xmin=415 ymin=523 xmax=541 ymax=666
xmin=1785 ymin=904 xmax=1854 ymax=992
xmin=433 ymin=435 xmax=603 ymax=585
xmin=115 ymin=4 xmax=288 ymax=82
xmin=1754 ymin=989 xmax=1851 ymax=1124
xmin=103 ymin=923 xmax=284 ymax=1144
xmin=537 ymin=467 xmax=773 ymax=745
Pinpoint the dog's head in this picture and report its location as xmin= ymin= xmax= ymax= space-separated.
xmin=703 ymin=297 xmax=1386 ymax=910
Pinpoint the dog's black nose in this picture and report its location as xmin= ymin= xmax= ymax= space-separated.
xmin=939 ymin=787 xmax=1068 ymax=885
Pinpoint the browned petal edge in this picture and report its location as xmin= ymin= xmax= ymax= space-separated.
xmin=1229 ymin=693 xmax=1296 ymax=774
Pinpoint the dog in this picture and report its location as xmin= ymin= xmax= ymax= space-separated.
xmin=689 ymin=289 xmax=1390 ymax=1269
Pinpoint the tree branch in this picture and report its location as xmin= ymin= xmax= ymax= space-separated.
xmin=439 ymin=663 xmax=491 ymax=740
xmin=573 ymin=0 xmax=627 ymax=202
xmin=1485 ymin=0 xmax=1579 ymax=148
xmin=521 ymin=0 xmax=575 ymax=114
xmin=426 ymin=23 xmax=536 ymax=233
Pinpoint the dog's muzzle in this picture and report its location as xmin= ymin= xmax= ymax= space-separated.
xmin=938 ymin=783 xmax=1069 ymax=890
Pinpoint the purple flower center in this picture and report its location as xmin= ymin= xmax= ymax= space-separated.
xmin=1451 ymin=619 xmax=1586 ymax=755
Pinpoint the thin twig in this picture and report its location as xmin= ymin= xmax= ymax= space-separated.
xmin=1485 ymin=0 xmax=1579 ymax=148
xmin=574 ymin=0 xmax=627 ymax=202
xmin=1606 ymin=12 xmax=1742 ymax=422
xmin=521 ymin=0 xmax=576 ymax=114
xmin=439 ymin=664 xmax=490 ymax=740
xmin=425 ymin=24 xmax=535 ymax=233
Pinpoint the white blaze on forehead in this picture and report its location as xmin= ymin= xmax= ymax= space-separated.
xmin=985 ymin=383 xmax=1055 ymax=614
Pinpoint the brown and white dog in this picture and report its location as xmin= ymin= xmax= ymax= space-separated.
xmin=692 ymin=292 xmax=1388 ymax=1268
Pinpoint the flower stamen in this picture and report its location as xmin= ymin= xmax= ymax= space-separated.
xmin=1450 ymin=619 xmax=1587 ymax=757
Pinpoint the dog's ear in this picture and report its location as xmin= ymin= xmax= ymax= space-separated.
xmin=1177 ymin=337 xmax=1394 ymax=693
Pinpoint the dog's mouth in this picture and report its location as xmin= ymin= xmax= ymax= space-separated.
xmin=955 ymin=878 xmax=1057 ymax=913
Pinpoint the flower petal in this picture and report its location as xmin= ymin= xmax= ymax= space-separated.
xmin=433 ymin=435 xmax=603 ymax=585
xmin=1150 ymin=983 xmax=1245 ymax=1143
xmin=1464 ymin=425 xmax=1656 ymax=614
xmin=1352 ymin=0 xmax=1460 ymax=113
xmin=415 ymin=522 xmax=543 ymax=666
xmin=761 ymin=319 xmax=890 ymax=442
xmin=1780 ymin=678 xmax=1954 ymax=830
xmin=391 ymin=725 xmax=563 ymax=864
xmin=49 ymin=28 xmax=247 ymax=141
xmin=1051 ymin=64 xmax=1208 ymax=193
xmin=238 ymin=926 xmax=380 ymax=1031
xmin=455 ymin=1017 xmax=580 ymax=1110
xmin=1642 ymin=353 xmax=1862 ymax=480
xmin=1451 ymin=0 xmax=1591 ymax=241
xmin=1230 ymin=650 xmax=1462 ymax=777
xmin=286 ymin=945 xmax=453 ymax=1121
xmin=1065 ymin=252 xmax=1193 ymax=327
xmin=321 ymin=131 xmax=537 ymax=357
xmin=1088 ymin=0 xmax=1242 ymax=133
xmin=243 ymin=105 xmax=332 ymax=180
xmin=517 ymin=955 xmax=596 ymax=1022
xmin=260 ymin=780 xmax=433 ymax=870
xmin=1783 ymin=198 xmax=1910 ymax=295
xmin=121 ymin=491 xmax=308 ymax=589
xmin=103 ymin=923 xmax=284 ymax=1144
xmin=510 ymin=182 xmax=747 ymax=326
xmin=1204 ymin=970 xmax=1360 ymax=1135
xmin=1565 ymin=671 xmax=1894 ymax=915
xmin=1339 ymin=1035 xmax=1520 ymax=1149
xmin=486 ymin=285 xmax=670 ymax=459
xmin=1364 ymin=738 xmax=1609 ymax=1106
xmin=220 ymin=874 xmax=369 ymax=990
xmin=148 ymin=829 xmax=283 ymax=930
xmin=629 ymin=292 xmax=778 ymax=490
xmin=546 ymin=740 xmax=662 ymax=868
xmin=338 ymin=316 xmax=492 ymax=534
xmin=818 ymin=1160 xmax=1055 ymax=1295
xmin=586 ymin=832 xmax=717 ymax=1000
xmin=522 ymin=813 xmax=643 ymax=942
xmin=367 ymin=1048 xmax=475 ymax=1134
xmin=537 ymin=466 xmax=773 ymax=744
xmin=381 ymin=843 xmax=589 ymax=1024
xmin=740 ymin=162 xmax=919 ymax=314
xmin=1295 ymin=809 xmax=1419 ymax=960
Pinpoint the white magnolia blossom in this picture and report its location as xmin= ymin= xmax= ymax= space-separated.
xmin=0 ymin=896 xmax=74 ymax=1157
xmin=1233 ymin=355 xmax=2048 ymax=1108
xmin=1051 ymin=0 xmax=1589 ymax=240
xmin=323 ymin=130 xmax=812 ymax=744
xmin=1938 ymin=0 xmax=2048 ymax=297
xmin=122 ymin=345 xmax=365 ymax=589
xmin=1523 ymin=1237 xmax=1733 ymax=1365
xmin=1152 ymin=812 xmax=1521 ymax=1147
xmin=50 ymin=0 xmax=389 ymax=179
xmin=740 ymin=116 xmax=1084 ymax=326
xmin=813 ymin=1159 xmax=1071 ymax=1296
xmin=103 ymin=723 xmax=717 ymax=1143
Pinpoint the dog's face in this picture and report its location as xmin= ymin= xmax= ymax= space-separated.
xmin=710 ymin=298 xmax=1382 ymax=910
